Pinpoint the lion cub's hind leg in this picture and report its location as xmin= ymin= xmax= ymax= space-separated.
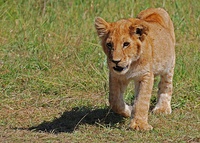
xmin=153 ymin=69 xmax=174 ymax=114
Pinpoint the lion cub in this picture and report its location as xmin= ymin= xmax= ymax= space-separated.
xmin=95 ymin=8 xmax=175 ymax=130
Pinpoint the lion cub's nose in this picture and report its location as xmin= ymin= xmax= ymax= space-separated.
xmin=112 ymin=59 xmax=121 ymax=65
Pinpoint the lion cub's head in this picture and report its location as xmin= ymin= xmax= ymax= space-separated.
xmin=95 ymin=17 xmax=148 ymax=74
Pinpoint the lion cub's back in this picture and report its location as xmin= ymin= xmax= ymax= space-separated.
xmin=137 ymin=8 xmax=175 ymax=44
xmin=138 ymin=8 xmax=175 ymax=75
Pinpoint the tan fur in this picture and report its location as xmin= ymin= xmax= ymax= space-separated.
xmin=95 ymin=8 xmax=175 ymax=130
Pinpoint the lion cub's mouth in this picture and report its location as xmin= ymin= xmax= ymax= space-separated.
xmin=113 ymin=65 xmax=129 ymax=72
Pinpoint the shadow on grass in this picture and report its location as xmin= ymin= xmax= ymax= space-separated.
xmin=28 ymin=107 xmax=124 ymax=133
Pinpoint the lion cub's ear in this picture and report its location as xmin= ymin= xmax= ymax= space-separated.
xmin=95 ymin=17 xmax=110 ymax=38
xmin=130 ymin=24 xmax=149 ymax=41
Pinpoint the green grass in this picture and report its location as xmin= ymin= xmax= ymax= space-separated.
xmin=0 ymin=0 xmax=199 ymax=142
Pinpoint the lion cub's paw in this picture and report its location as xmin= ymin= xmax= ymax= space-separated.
xmin=129 ymin=120 xmax=153 ymax=131
xmin=120 ymin=105 xmax=132 ymax=118
xmin=152 ymin=105 xmax=172 ymax=114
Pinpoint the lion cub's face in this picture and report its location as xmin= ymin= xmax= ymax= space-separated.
xmin=95 ymin=17 xmax=148 ymax=74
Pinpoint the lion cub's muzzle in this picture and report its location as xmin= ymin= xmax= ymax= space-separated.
xmin=113 ymin=65 xmax=128 ymax=72
xmin=112 ymin=60 xmax=129 ymax=73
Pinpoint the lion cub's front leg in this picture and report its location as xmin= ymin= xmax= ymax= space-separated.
xmin=109 ymin=75 xmax=132 ymax=118
xmin=130 ymin=73 xmax=154 ymax=131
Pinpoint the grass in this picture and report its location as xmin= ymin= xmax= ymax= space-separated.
xmin=0 ymin=0 xmax=199 ymax=142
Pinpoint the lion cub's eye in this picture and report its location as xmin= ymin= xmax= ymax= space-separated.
xmin=106 ymin=42 xmax=113 ymax=50
xmin=123 ymin=42 xmax=130 ymax=48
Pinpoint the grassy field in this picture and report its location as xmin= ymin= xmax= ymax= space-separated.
xmin=0 ymin=0 xmax=199 ymax=142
